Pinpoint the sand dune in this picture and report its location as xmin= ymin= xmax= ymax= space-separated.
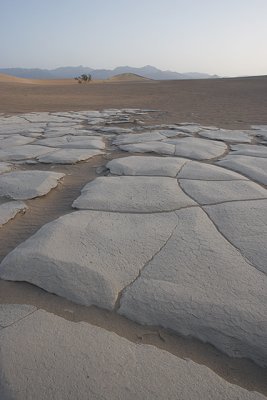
xmin=0 ymin=73 xmax=75 ymax=85
xmin=109 ymin=73 xmax=152 ymax=82
xmin=0 ymin=72 xmax=150 ymax=86
xmin=0 ymin=73 xmax=34 ymax=84
xmin=0 ymin=72 xmax=151 ymax=86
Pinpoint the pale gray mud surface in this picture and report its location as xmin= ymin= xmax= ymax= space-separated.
xmin=0 ymin=110 xmax=266 ymax=399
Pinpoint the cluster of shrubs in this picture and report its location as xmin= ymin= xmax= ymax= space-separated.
xmin=74 ymin=74 xmax=92 ymax=84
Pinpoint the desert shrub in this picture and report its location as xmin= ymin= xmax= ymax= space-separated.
xmin=75 ymin=74 xmax=92 ymax=83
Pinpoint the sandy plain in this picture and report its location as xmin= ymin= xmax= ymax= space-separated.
xmin=0 ymin=73 xmax=266 ymax=128
xmin=0 ymin=74 xmax=266 ymax=398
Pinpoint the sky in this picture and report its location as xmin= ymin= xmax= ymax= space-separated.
xmin=0 ymin=0 xmax=266 ymax=76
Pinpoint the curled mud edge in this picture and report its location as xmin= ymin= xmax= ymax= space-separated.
xmin=0 ymin=279 xmax=266 ymax=396
xmin=0 ymin=153 xmax=266 ymax=396
xmin=0 ymin=155 xmax=107 ymax=260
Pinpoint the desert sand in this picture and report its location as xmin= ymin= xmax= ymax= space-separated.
xmin=0 ymin=73 xmax=266 ymax=128
xmin=0 ymin=75 xmax=266 ymax=399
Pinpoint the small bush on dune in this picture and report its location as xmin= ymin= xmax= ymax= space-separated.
xmin=74 ymin=74 xmax=92 ymax=83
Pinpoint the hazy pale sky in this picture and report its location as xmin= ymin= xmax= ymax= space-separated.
xmin=1 ymin=0 xmax=266 ymax=76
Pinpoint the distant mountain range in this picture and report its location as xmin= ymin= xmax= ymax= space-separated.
xmin=0 ymin=65 xmax=219 ymax=80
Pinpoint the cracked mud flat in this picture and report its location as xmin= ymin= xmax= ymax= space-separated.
xmin=0 ymin=109 xmax=266 ymax=399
